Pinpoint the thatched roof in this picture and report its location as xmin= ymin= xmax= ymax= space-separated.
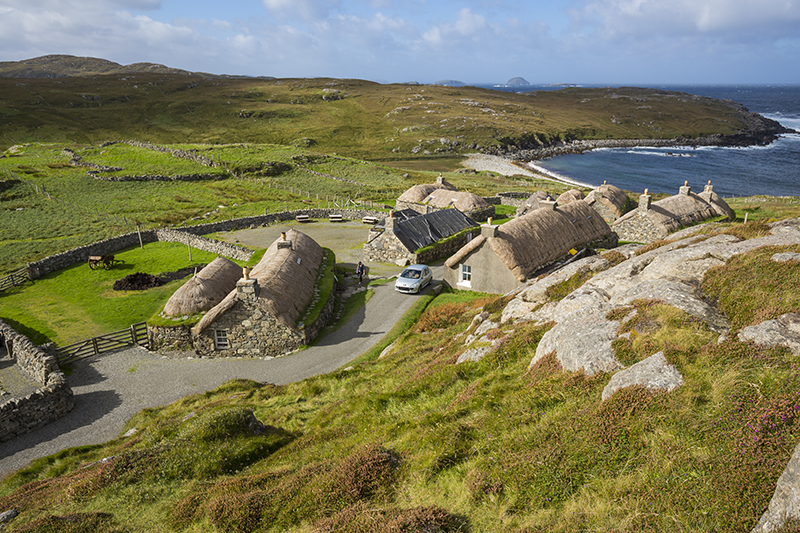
xmin=163 ymin=257 xmax=242 ymax=316
xmin=398 ymin=180 xmax=457 ymax=203
xmin=465 ymin=201 xmax=612 ymax=282
xmin=194 ymin=229 xmax=323 ymax=333
xmin=516 ymin=191 xmax=553 ymax=217
xmin=421 ymin=189 xmax=489 ymax=211
xmin=702 ymin=190 xmax=735 ymax=220
xmin=556 ymin=189 xmax=585 ymax=205
xmin=615 ymin=191 xmax=718 ymax=236
xmin=585 ymin=183 xmax=629 ymax=219
xmin=445 ymin=235 xmax=486 ymax=268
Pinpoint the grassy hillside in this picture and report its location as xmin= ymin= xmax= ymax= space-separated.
xmin=1 ymin=240 xmax=799 ymax=532
xmin=0 ymin=141 xmax=570 ymax=275
xmin=0 ymin=74 xmax=752 ymax=159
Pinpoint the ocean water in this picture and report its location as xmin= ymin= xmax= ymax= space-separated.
xmin=478 ymin=84 xmax=800 ymax=197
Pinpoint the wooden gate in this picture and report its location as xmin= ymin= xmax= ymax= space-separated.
xmin=56 ymin=322 xmax=148 ymax=365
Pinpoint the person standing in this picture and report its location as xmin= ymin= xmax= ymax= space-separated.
xmin=355 ymin=261 xmax=365 ymax=285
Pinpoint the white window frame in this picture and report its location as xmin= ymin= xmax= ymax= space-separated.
xmin=458 ymin=263 xmax=472 ymax=288
xmin=214 ymin=330 xmax=230 ymax=350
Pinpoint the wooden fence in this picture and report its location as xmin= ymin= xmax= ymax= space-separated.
xmin=0 ymin=267 xmax=29 ymax=292
xmin=56 ymin=322 xmax=148 ymax=365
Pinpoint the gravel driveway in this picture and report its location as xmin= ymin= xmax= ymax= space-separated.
xmin=0 ymin=270 xmax=442 ymax=479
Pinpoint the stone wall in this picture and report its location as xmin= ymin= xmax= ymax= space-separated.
xmin=0 ymin=320 xmax=74 ymax=442
xmin=26 ymin=230 xmax=158 ymax=279
xmin=495 ymin=192 xmax=530 ymax=208
xmin=23 ymin=209 xmax=385 ymax=279
xmin=611 ymin=213 xmax=663 ymax=243
xmin=147 ymin=324 xmax=194 ymax=352
xmin=155 ymin=229 xmax=254 ymax=262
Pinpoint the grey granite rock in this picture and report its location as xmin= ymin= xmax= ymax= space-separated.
xmin=531 ymin=309 xmax=622 ymax=376
xmin=739 ymin=313 xmax=800 ymax=356
xmin=752 ymin=440 xmax=800 ymax=533
xmin=601 ymin=352 xmax=684 ymax=401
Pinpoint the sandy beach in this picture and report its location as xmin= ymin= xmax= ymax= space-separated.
xmin=460 ymin=153 xmax=593 ymax=189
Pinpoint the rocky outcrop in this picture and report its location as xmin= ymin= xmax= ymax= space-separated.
xmin=739 ymin=313 xmax=800 ymax=356
xmin=502 ymin=217 xmax=800 ymax=385
xmin=601 ymin=352 xmax=684 ymax=401
xmin=752 ymin=441 xmax=800 ymax=533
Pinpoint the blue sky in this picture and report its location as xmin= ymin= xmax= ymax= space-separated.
xmin=0 ymin=0 xmax=799 ymax=84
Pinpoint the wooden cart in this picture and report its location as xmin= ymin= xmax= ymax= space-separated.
xmin=88 ymin=255 xmax=122 ymax=270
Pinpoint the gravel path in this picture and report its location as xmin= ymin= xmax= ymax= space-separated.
xmin=0 ymin=272 xmax=442 ymax=479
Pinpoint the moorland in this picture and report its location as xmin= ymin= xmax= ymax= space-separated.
xmin=1 ymin=56 xmax=800 ymax=532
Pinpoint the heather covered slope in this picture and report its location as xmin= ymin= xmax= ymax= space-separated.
xmin=1 ymin=219 xmax=800 ymax=532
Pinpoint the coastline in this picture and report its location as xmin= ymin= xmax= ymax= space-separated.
xmin=460 ymin=153 xmax=593 ymax=189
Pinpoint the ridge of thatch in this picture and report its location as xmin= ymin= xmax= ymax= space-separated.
xmin=487 ymin=201 xmax=613 ymax=281
xmin=702 ymin=190 xmax=735 ymax=220
xmin=398 ymin=181 xmax=457 ymax=203
xmin=556 ymin=189 xmax=585 ymax=205
xmin=163 ymin=257 xmax=242 ymax=316
xmin=445 ymin=234 xmax=486 ymax=268
xmin=421 ymin=189 xmax=489 ymax=211
xmin=586 ymin=183 xmax=629 ymax=218
xmin=615 ymin=191 xmax=717 ymax=236
xmin=194 ymin=229 xmax=323 ymax=334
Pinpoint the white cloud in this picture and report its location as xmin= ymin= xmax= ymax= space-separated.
xmin=260 ymin=0 xmax=341 ymax=21
xmin=576 ymin=0 xmax=800 ymax=38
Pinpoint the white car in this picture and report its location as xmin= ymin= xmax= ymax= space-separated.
xmin=394 ymin=264 xmax=433 ymax=294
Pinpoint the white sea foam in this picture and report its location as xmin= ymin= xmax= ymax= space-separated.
xmin=524 ymin=162 xmax=593 ymax=188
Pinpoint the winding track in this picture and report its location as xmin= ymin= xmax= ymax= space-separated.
xmin=0 ymin=269 xmax=442 ymax=479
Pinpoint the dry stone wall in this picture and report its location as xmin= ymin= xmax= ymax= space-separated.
xmin=24 ymin=209 xmax=385 ymax=279
xmin=0 ymin=320 xmax=74 ymax=442
xmin=155 ymin=229 xmax=254 ymax=262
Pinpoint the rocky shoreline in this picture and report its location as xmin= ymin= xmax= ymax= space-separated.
xmin=486 ymin=103 xmax=797 ymax=162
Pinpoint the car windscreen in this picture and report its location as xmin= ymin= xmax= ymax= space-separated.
xmin=400 ymin=269 xmax=420 ymax=278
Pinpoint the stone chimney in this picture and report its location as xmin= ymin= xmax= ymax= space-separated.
xmin=436 ymin=173 xmax=444 ymax=184
xmin=540 ymin=200 xmax=557 ymax=210
xmin=385 ymin=209 xmax=397 ymax=231
xmin=277 ymin=231 xmax=292 ymax=249
xmin=236 ymin=268 xmax=259 ymax=302
xmin=699 ymin=180 xmax=715 ymax=203
xmin=481 ymin=217 xmax=499 ymax=238
xmin=679 ymin=180 xmax=691 ymax=195
xmin=638 ymin=189 xmax=652 ymax=213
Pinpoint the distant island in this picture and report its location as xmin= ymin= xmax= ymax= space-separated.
xmin=434 ymin=80 xmax=467 ymax=87
xmin=506 ymin=77 xmax=530 ymax=86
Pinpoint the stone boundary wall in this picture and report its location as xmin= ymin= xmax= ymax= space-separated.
xmin=87 ymin=171 xmax=227 ymax=182
xmin=24 ymin=209 xmax=386 ymax=279
xmin=27 ymin=230 xmax=159 ymax=279
xmin=154 ymin=229 xmax=254 ymax=262
xmin=0 ymin=320 xmax=74 ymax=442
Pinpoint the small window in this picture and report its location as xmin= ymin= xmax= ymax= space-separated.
xmin=214 ymin=330 xmax=230 ymax=350
xmin=459 ymin=264 xmax=472 ymax=287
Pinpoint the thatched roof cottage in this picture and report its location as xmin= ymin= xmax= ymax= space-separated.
xmin=612 ymin=181 xmax=733 ymax=243
xmin=363 ymin=209 xmax=479 ymax=265
xmin=515 ymin=191 xmax=554 ymax=217
xmin=162 ymin=257 xmax=242 ymax=317
xmin=190 ymin=229 xmax=334 ymax=357
xmin=396 ymin=175 xmax=495 ymax=221
xmin=444 ymin=200 xmax=617 ymax=294
xmin=584 ymin=182 xmax=632 ymax=224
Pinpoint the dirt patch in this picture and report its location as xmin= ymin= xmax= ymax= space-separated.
xmin=113 ymin=265 xmax=206 ymax=291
